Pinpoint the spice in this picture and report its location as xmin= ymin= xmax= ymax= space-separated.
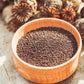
xmin=40 ymin=6 xmax=60 ymax=18
xmin=12 ymin=3 xmax=33 ymax=22
xmin=12 ymin=0 xmax=37 ymax=22
xmin=61 ymin=7 xmax=76 ymax=23
xmin=17 ymin=27 xmax=77 ymax=67
xmin=14 ymin=0 xmax=37 ymax=14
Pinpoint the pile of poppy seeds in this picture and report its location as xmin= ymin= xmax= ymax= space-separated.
xmin=17 ymin=27 xmax=77 ymax=67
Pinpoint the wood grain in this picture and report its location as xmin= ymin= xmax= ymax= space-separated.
xmin=0 ymin=15 xmax=84 ymax=84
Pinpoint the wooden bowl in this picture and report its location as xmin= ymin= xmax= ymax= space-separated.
xmin=12 ymin=18 xmax=82 ymax=83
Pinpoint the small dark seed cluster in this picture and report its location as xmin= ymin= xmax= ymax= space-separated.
xmin=17 ymin=27 xmax=78 ymax=67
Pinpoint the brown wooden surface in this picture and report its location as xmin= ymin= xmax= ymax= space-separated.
xmin=0 ymin=15 xmax=84 ymax=84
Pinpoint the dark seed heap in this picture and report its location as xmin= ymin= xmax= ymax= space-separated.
xmin=17 ymin=27 xmax=77 ymax=67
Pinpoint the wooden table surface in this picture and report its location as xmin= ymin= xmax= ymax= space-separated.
xmin=0 ymin=15 xmax=84 ymax=84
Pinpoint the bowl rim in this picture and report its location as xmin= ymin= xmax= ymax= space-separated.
xmin=12 ymin=18 xmax=82 ymax=69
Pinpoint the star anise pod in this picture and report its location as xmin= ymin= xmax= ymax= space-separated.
xmin=40 ymin=6 xmax=60 ymax=18
xmin=12 ymin=3 xmax=33 ymax=22
xmin=61 ymin=7 xmax=76 ymax=23
xmin=14 ymin=0 xmax=37 ymax=14
xmin=7 ymin=17 xmax=24 ymax=32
